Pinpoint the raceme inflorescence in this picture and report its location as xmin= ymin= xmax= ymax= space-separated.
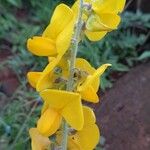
xmin=27 ymin=0 xmax=126 ymax=149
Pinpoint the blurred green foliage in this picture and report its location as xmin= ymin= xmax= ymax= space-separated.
xmin=0 ymin=0 xmax=150 ymax=149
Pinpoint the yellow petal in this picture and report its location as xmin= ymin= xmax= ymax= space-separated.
xmin=56 ymin=57 xmax=69 ymax=78
xmin=36 ymin=56 xmax=61 ymax=92
xmin=82 ymin=106 xmax=96 ymax=126
xmin=37 ymin=108 xmax=62 ymax=136
xmin=36 ymin=72 xmax=53 ymax=92
xmin=75 ymin=58 xmax=100 ymax=92
xmin=86 ymin=13 xmax=121 ymax=33
xmin=86 ymin=14 xmax=113 ymax=32
xmin=85 ymin=30 xmax=107 ymax=41
xmin=68 ymin=106 xmax=99 ymax=150
xmin=68 ymin=136 xmax=81 ymax=150
xmin=77 ymin=124 xmax=100 ymax=150
xmin=29 ymin=128 xmax=51 ymax=150
xmin=93 ymin=0 xmax=113 ymax=14
xmin=91 ymin=64 xmax=112 ymax=82
xmin=27 ymin=72 xmax=42 ymax=88
xmin=27 ymin=36 xmax=56 ymax=56
xmin=41 ymin=101 xmax=49 ymax=114
xmin=91 ymin=76 xmax=100 ymax=93
xmin=44 ymin=56 xmax=62 ymax=74
xmin=48 ymin=57 xmax=56 ymax=62
xmin=56 ymin=19 xmax=75 ymax=56
xmin=61 ymin=95 xmax=84 ymax=130
xmin=40 ymin=89 xmax=80 ymax=109
xmin=40 ymin=89 xmax=72 ymax=108
xmin=43 ymin=4 xmax=73 ymax=40
xmin=75 ymin=58 xmax=95 ymax=74
xmin=79 ymin=64 xmax=111 ymax=91
xmin=40 ymin=89 xmax=84 ymax=130
xmin=98 ymin=13 xmax=121 ymax=29
xmin=93 ymin=0 xmax=125 ymax=14
xmin=79 ymin=85 xmax=99 ymax=103
xmin=71 ymin=0 xmax=79 ymax=18
xmin=48 ymin=57 xmax=69 ymax=77
xmin=117 ymin=0 xmax=126 ymax=12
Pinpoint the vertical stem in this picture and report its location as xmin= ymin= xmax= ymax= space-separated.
xmin=61 ymin=119 xmax=69 ymax=150
xmin=67 ymin=0 xmax=84 ymax=92
xmin=61 ymin=0 xmax=84 ymax=150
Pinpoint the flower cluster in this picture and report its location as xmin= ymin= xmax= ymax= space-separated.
xmin=27 ymin=0 xmax=125 ymax=149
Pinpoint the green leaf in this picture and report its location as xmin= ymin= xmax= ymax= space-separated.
xmin=100 ymin=76 xmax=113 ymax=91
xmin=6 ymin=0 xmax=22 ymax=8
xmin=112 ymin=63 xmax=129 ymax=72
xmin=138 ymin=51 xmax=150 ymax=60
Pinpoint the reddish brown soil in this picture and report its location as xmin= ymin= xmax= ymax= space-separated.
xmin=0 ymin=51 xmax=19 ymax=108
xmin=0 ymin=68 xmax=19 ymax=96
xmin=96 ymin=62 xmax=150 ymax=150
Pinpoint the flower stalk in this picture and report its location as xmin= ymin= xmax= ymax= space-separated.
xmin=67 ymin=0 xmax=84 ymax=91
xmin=61 ymin=0 xmax=84 ymax=149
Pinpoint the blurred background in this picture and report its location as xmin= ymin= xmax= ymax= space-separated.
xmin=0 ymin=0 xmax=150 ymax=149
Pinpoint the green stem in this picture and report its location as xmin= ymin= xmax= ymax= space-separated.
xmin=61 ymin=119 xmax=69 ymax=150
xmin=61 ymin=0 xmax=84 ymax=150
xmin=67 ymin=0 xmax=84 ymax=92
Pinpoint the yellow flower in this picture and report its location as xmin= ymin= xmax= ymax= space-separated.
xmin=37 ymin=107 xmax=62 ymax=137
xmin=68 ymin=106 xmax=100 ymax=150
xmin=77 ymin=63 xmax=111 ymax=103
xmin=29 ymin=128 xmax=51 ymax=150
xmin=40 ymin=89 xmax=84 ymax=130
xmin=27 ymin=58 xmax=96 ymax=99
xmin=74 ymin=58 xmax=99 ymax=103
xmin=72 ymin=0 xmax=126 ymax=41
xmin=75 ymin=58 xmax=99 ymax=89
xmin=27 ymin=57 xmax=111 ymax=103
xmin=57 ymin=106 xmax=100 ymax=150
xmin=27 ymin=55 xmax=66 ymax=92
xmin=27 ymin=4 xmax=74 ymax=57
